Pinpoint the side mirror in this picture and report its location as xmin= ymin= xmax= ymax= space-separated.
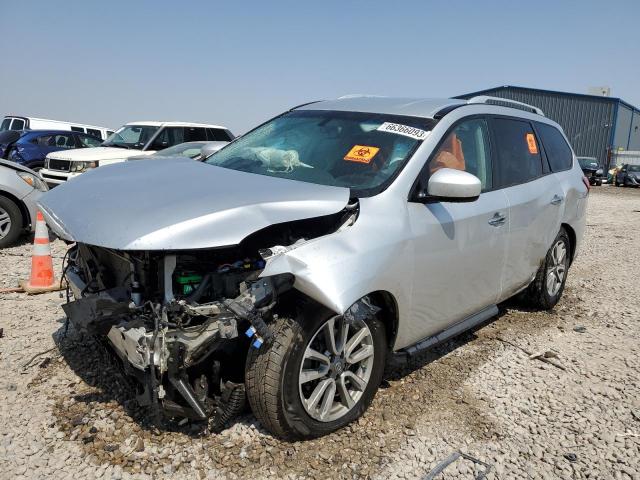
xmin=414 ymin=168 xmax=481 ymax=203
xmin=199 ymin=141 xmax=230 ymax=160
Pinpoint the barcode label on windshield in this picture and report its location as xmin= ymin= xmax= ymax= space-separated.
xmin=377 ymin=122 xmax=430 ymax=140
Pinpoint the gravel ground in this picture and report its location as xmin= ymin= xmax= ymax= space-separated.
xmin=0 ymin=185 xmax=639 ymax=480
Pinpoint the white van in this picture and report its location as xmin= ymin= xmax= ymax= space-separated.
xmin=0 ymin=115 xmax=113 ymax=140
xmin=40 ymin=121 xmax=234 ymax=186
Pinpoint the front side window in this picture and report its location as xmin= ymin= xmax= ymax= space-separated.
xmin=70 ymin=126 xmax=85 ymax=133
xmin=206 ymin=110 xmax=434 ymax=195
xmin=628 ymin=165 xmax=640 ymax=172
xmin=86 ymin=128 xmax=101 ymax=138
xmin=78 ymin=135 xmax=102 ymax=147
xmin=492 ymin=118 xmax=542 ymax=188
xmin=536 ymin=123 xmax=573 ymax=172
xmin=428 ymin=118 xmax=493 ymax=191
xmin=103 ymin=125 xmax=159 ymax=150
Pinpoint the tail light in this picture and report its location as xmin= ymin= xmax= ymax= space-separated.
xmin=581 ymin=175 xmax=590 ymax=193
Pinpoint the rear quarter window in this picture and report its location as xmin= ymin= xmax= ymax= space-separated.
xmin=206 ymin=128 xmax=233 ymax=141
xmin=536 ymin=123 xmax=574 ymax=172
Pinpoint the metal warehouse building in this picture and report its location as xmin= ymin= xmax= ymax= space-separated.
xmin=456 ymin=85 xmax=640 ymax=170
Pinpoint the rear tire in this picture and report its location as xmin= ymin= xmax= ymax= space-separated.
xmin=0 ymin=196 xmax=23 ymax=248
xmin=245 ymin=303 xmax=387 ymax=440
xmin=595 ymin=179 xmax=602 ymax=186
xmin=524 ymin=228 xmax=570 ymax=310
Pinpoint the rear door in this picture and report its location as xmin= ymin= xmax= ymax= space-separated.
xmin=407 ymin=117 xmax=509 ymax=340
xmin=489 ymin=117 xmax=563 ymax=298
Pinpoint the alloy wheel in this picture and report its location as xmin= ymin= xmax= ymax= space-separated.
xmin=546 ymin=240 xmax=567 ymax=296
xmin=298 ymin=315 xmax=375 ymax=422
xmin=0 ymin=207 xmax=11 ymax=239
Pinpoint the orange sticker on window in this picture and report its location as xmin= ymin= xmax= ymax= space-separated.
xmin=526 ymin=133 xmax=538 ymax=154
xmin=344 ymin=145 xmax=380 ymax=163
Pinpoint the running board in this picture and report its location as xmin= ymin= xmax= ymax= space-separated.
xmin=398 ymin=305 xmax=499 ymax=358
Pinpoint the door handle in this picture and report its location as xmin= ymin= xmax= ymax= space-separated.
xmin=488 ymin=212 xmax=506 ymax=227
xmin=550 ymin=194 xmax=564 ymax=206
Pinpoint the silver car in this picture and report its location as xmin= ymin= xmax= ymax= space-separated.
xmin=0 ymin=160 xmax=48 ymax=248
xmin=38 ymin=96 xmax=587 ymax=439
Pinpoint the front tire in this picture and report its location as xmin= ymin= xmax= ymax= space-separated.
xmin=525 ymin=229 xmax=570 ymax=310
xmin=0 ymin=197 xmax=23 ymax=248
xmin=245 ymin=303 xmax=387 ymax=440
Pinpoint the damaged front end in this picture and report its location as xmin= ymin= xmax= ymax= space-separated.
xmin=61 ymin=207 xmax=356 ymax=429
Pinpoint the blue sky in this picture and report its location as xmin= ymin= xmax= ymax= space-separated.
xmin=1 ymin=1 xmax=638 ymax=134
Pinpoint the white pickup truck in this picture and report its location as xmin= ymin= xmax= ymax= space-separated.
xmin=40 ymin=121 xmax=233 ymax=186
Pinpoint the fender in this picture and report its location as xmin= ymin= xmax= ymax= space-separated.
xmin=260 ymin=194 xmax=415 ymax=349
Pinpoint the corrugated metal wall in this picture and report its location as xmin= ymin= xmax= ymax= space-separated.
xmin=614 ymin=106 xmax=634 ymax=149
xmin=629 ymin=111 xmax=640 ymax=150
xmin=457 ymin=87 xmax=616 ymax=168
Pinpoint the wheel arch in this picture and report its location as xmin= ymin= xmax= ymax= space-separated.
xmin=366 ymin=290 xmax=399 ymax=352
xmin=0 ymin=190 xmax=30 ymax=230
xmin=561 ymin=222 xmax=576 ymax=265
xmin=276 ymin=287 xmax=399 ymax=352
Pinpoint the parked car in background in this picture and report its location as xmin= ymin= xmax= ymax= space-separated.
xmin=614 ymin=163 xmax=640 ymax=187
xmin=0 ymin=130 xmax=102 ymax=171
xmin=40 ymin=95 xmax=587 ymax=439
xmin=0 ymin=160 xmax=48 ymax=248
xmin=126 ymin=140 xmax=230 ymax=161
xmin=1 ymin=115 xmax=113 ymax=140
xmin=577 ymin=156 xmax=603 ymax=186
xmin=40 ymin=122 xmax=234 ymax=186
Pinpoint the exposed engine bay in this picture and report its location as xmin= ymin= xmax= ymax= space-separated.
xmin=60 ymin=203 xmax=358 ymax=429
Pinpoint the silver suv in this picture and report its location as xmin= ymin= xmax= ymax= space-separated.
xmin=39 ymin=96 xmax=588 ymax=439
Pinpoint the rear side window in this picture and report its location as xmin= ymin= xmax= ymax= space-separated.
xmin=70 ymin=126 xmax=85 ymax=133
xmin=152 ymin=127 xmax=208 ymax=149
xmin=11 ymin=119 xmax=25 ymax=130
xmin=536 ymin=123 xmax=573 ymax=172
xmin=0 ymin=118 xmax=11 ymax=131
xmin=184 ymin=127 xmax=208 ymax=142
xmin=86 ymin=128 xmax=102 ymax=138
xmin=491 ymin=118 xmax=542 ymax=188
xmin=34 ymin=135 xmax=56 ymax=146
xmin=54 ymin=134 xmax=76 ymax=148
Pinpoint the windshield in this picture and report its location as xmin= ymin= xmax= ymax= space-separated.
xmin=578 ymin=157 xmax=598 ymax=168
xmin=152 ymin=141 xmax=206 ymax=158
xmin=205 ymin=110 xmax=433 ymax=195
xmin=628 ymin=165 xmax=640 ymax=172
xmin=102 ymin=125 xmax=159 ymax=150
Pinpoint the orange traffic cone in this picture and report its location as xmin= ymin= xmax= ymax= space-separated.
xmin=19 ymin=211 xmax=62 ymax=294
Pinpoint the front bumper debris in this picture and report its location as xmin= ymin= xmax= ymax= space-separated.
xmin=62 ymin=260 xmax=291 ymax=425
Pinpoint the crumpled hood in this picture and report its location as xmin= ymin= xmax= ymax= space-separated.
xmin=38 ymin=157 xmax=350 ymax=250
xmin=47 ymin=147 xmax=152 ymax=162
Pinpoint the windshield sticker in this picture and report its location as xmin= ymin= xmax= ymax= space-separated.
xmin=525 ymin=133 xmax=539 ymax=154
xmin=344 ymin=145 xmax=380 ymax=164
xmin=377 ymin=122 xmax=430 ymax=140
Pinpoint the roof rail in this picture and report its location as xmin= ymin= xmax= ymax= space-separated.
xmin=467 ymin=95 xmax=545 ymax=116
